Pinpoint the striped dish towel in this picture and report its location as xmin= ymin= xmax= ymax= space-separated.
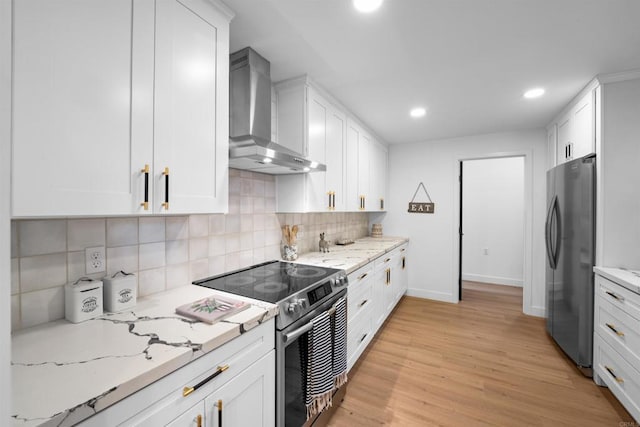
xmin=304 ymin=310 xmax=334 ymax=420
xmin=332 ymin=298 xmax=348 ymax=389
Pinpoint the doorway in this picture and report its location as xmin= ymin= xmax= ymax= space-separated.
xmin=458 ymin=157 xmax=525 ymax=301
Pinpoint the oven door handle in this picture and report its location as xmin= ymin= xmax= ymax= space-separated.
xmin=283 ymin=322 xmax=314 ymax=343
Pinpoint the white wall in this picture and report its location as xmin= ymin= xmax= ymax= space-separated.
xmin=384 ymin=129 xmax=547 ymax=316
xmin=1 ymin=0 xmax=12 ymax=420
xmin=600 ymin=77 xmax=640 ymax=268
xmin=462 ymin=157 xmax=524 ymax=286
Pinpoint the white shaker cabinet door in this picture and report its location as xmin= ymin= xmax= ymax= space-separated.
xmin=326 ymin=106 xmax=346 ymax=211
xmin=345 ymin=120 xmax=361 ymax=211
xmin=204 ymin=350 xmax=275 ymax=427
xmin=12 ymin=0 xmax=154 ymax=216
xmin=153 ymin=0 xmax=229 ymax=214
xmin=305 ymin=87 xmax=329 ymax=212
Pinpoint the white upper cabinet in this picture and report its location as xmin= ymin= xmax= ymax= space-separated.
xmin=275 ymin=76 xmax=388 ymax=213
xmin=345 ymin=119 xmax=362 ymax=211
xmin=11 ymin=0 xmax=231 ymax=217
xmin=369 ymin=138 xmax=388 ymax=211
xmin=546 ymin=124 xmax=558 ymax=171
xmin=276 ymin=79 xmax=346 ymax=212
xmin=12 ymin=0 xmax=149 ymax=216
xmin=345 ymin=119 xmax=387 ymax=212
xmin=551 ymin=85 xmax=596 ymax=166
xmin=153 ymin=0 xmax=229 ymax=214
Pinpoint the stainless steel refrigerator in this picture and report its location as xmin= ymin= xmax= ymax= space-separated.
xmin=545 ymin=153 xmax=596 ymax=376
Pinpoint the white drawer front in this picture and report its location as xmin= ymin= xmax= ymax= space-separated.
xmin=374 ymin=253 xmax=393 ymax=272
xmin=347 ymin=309 xmax=373 ymax=372
xmin=596 ymin=295 xmax=640 ymax=367
xmin=594 ymin=335 xmax=640 ymax=422
xmin=596 ymin=275 xmax=640 ymax=321
xmin=348 ymin=276 xmax=373 ymax=323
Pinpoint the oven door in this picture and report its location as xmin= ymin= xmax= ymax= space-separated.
xmin=276 ymin=289 xmax=347 ymax=427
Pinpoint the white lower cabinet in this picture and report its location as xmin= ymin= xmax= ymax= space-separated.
xmin=203 ymin=351 xmax=275 ymax=427
xmin=79 ymin=319 xmax=275 ymax=427
xmin=593 ymin=273 xmax=640 ymax=422
xmin=346 ymin=263 xmax=374 ymax=371
xmin=346 ymin=243 xmax=408 ymax=371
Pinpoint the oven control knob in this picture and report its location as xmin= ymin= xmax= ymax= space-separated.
xmin=287 ymin=298 xmax=307 ymax=314
xmin=333 ymin=275 xmax=346 ymax=287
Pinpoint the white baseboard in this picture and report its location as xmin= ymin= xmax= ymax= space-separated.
xmin=525 ymin=305 xmax=545 ymax=318
xmin=462 ymin=273 xmax=523 ymax=287
xmin=406 ymin=288 xmax=457 ymax=303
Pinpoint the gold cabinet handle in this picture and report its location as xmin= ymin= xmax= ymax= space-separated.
xmin=605 ymin=290 xmax=624 ymax=302
xmin=358 ymin=272 xmax=368 ymax=281
xmin=183 ymin=365 xmax=229 ymax=397
xmin=359 ymin=333 xmax=368 ymax=343
xmin=196 ymin=414 xmax=202 ymax=427
xmin=140 ymin=164 xmax=150 ymax=210
xmin=606 ymin=323 xmax=625 ymax=337
xmin=358 ymin=299 xmax=368 ymax=308
xmin=605 ymin=365 xmax=624 ymax=383
xmin=162 ymin=167 xmax=170 ymax=210
xmin=402 ymin=256 xmax=406 ymax=269
xmin=380 ymin=198 xmax=384 ymax=210
xmin=217 ymin=399 xmax=223 ymax=427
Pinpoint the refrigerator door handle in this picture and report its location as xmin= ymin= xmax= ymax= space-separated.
xmin=551 ymin=196 xmax=561 ymax=267
xmin=545 ymin=195 xmax=558 ymax=269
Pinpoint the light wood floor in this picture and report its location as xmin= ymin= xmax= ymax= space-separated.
xmin=328 ymin=282 xmax=633 ymax=426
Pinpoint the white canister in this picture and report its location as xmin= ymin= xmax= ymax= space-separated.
xmin=65 ymin=277 xmax=103 ymax=323
xmin=102 ymin=271 xmax=137 ymax=312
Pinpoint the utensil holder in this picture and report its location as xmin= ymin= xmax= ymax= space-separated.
xmin=283 ymin=244 xmax=298 ymax=261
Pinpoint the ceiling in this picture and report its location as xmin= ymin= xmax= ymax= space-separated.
xmin=224 ymin=0 xmax=640 ymax=144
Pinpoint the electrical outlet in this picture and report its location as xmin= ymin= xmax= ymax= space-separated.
xmin=85 ymin=246 xmax=106 ymax=274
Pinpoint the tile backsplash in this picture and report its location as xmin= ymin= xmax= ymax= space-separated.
xmin=10 ymin=169 xmax=370 ymax=331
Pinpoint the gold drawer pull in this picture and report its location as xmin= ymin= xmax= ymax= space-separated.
xmin=606 ymin=323 xmax=625 ymax=337
xmin=217 ymin=399 xmax=223 ymax=427
xmin=183 ymin=365 xmax=229 ymax=397
xmin=358 ymin=272 xmax=368 ymax=280
xmin=196 ymin=414 xmax=202 ymax=427
xmin=162 ymin=167 xmax=170 ymax=210
xmin=358 ymin=299 xmax=368 ymax=308
xmin=140 ymin=164 xmax=150 ymax=210
xmin=605 ymin=290 xmax=624 ymax=302
xmin=605 ymin=365 xmax=624 ymax=383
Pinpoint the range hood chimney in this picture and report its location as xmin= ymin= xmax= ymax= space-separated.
xmin=229 ymin=47 xmax=326 ymax=174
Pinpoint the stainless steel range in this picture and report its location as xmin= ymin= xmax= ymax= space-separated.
xmin=193 ymin=260 xmax=349 ymax=427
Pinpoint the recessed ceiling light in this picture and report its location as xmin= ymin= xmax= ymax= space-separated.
xmin=262 ymin=157 xmax=273 ymax=163
xmin=353 ymin=0 xmax=383 ymax=13
xmin=524 ymin=88 xmax=545 ymax=99
xmin=410 ymin=107 xmax=426 ymax=118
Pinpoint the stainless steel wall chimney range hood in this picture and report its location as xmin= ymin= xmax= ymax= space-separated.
xmin=229 ymin=47 xmax=326 ymax=174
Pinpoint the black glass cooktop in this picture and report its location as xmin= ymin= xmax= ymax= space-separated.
xmin=192 ymin=261 xmax=341 ymax=303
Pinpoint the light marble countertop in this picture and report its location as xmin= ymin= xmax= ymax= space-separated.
xmin=11 ymin=285 xmax=278 ymax=427
xmin=293 ymin=236 xmax=409 ymax=274
xmin=594 ymin=266 xmax=640 ymax=295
